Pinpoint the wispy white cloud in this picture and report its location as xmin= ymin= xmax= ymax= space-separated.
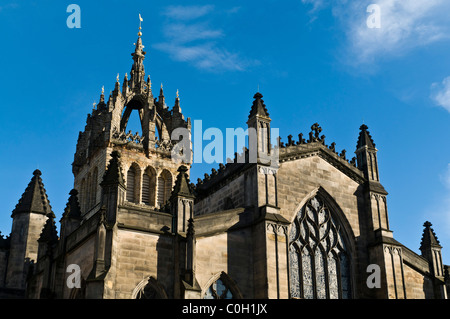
xmin=154 ymin=42 xmax=246 ymax=72
xmin=0 ymin=2 xmax=19 ymax=12
xmin=430 ymin=77 xmax=450 ymax=113
xmin=163 ymin=23 xmax=223 ymax=44
xmin=155 ymin=4 xmax=255 ymax=72
xmin=163 ymin=5 xmax=214 ymax=21
xmin=301 ymin=0 xmax=450 ymax=65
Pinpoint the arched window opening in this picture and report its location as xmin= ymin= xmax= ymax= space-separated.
xmin=203 ymin=272 xmax=243 ymax=300
xmin=126 ymin=166 xmax=137 ymax=203
xmin=204 ymin=278 xmax=233 ymax=299
xmin=289 ymin=196 xmax=352 ymax=299
xmin=86 ymin=173 xmax=92 ymax=212
xmin=137 ymin=284 xmax=159 ymax=299
xmin=134 ymin=277 xmax=167 ymax=299
xmin=121 ymin=100 xmax=144 ymax=137
xmin=157 ymin=170 xmax=172 ymax=208
xmin=259 ymin=122 xmax=266 ymax=154
xmin=142 ymin=167 xmax=156 ymax=206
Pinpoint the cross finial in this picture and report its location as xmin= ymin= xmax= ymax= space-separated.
xmin=116 ymin=73 xmax=120 ymax=82
xmin=101 ymin=86 xmax=104 ymax=94
xmin=93 ymin=102 xmax=96 ymax=109
xmin=311 ymin=123 xmax=322 ymax=138
xmin=176 ymin=89 xmax=179 ymax=98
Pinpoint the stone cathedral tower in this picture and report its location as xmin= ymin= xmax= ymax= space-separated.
xmin=72 ymin=26 xmax=191 ymax=220
xmin=0 ymin=21 xmax=448 ymax=299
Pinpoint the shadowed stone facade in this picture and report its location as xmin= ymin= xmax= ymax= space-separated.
xmin=0 ymin=30 xmax=448 ymax=299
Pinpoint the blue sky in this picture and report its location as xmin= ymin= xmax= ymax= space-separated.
xmin=0 ymin=0 xmax=449 ymax=264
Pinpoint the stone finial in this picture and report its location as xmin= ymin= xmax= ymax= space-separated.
xmin=308 ymin=123 xmax=323 ymax=143
xmin=248 ymin=92 xmax=270 ymax=119
xmin=329 ymin=142 xmax=336 ymax=153
xmin=311 ymin=123 xmax=322 ymax=139
xmin=420 ymin=221 xmax=442 ymax=250
xmin=170 ymin=165 xmax=195 ymax=199
xmin=187 ymin=218 xmax=195 ymax=237
xmin=61 ymin=189 xmax=82 ymax=221
xmin=100 ymin=151 xmax=125 ymax=188
xmin=287 ymin=135 xmax=294 ymax=146
xmin=38 ymin=215 xmax=58 ymax=244
xmin=357 ymin=124 xmax=376 ymax=149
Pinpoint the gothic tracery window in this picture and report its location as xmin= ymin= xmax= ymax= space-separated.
xmin=204 ymin=278 xmax=234 ymax=299
xmin=289 ymin=196 xmax=352 ymax=299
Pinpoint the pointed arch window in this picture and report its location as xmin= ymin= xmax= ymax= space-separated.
xmin=86 ymin=173 xmax=92 ymax=211
xmin=204 ymin=278 xmax=233 ymax=299
xmin=203 ymin=273 xmax=241 ymax=299
xmin=80 ymin=178 xmax=86 ymax=214
xmin=157 ymin=170 xmax=172 ymax=208
xmin=90 ymin=167 xmax=98 ymax=208
xmin=142 ymin=167 xmax=156 ymax=206
xmin=126 ymin=166 xmax=137 ymax=203
xmin=134 ymin=277 xmax=168 ymax=299
xmin=289 ymin=196 xmax=352 ymax=299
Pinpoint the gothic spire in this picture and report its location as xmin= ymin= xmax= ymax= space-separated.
xmin=38 ymin=214 xmax=58 ymax=244
xmin=357 ymin=124 xmax=375 ymax=149
xmin=173 ymin=89 xmax=182 ymax=113
xmin=170 ymin=165 xmax=195 ymax=199
xmin=248 ymin=92 xmax=270 ymax=119
xmin=61 ymin=189 xmax=82 ymax=221
xmin=100 ymin=151 xmax=125 ymax=188
xmin=130 ymin=14 xmax=146 ymax=92
xmin=12 ymin=169 xmax=54 ymax=218
xmin=420 ymin=221 xmax=442 ymax=251
xmin=159 ymin=83 xmax=166 ymax=107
